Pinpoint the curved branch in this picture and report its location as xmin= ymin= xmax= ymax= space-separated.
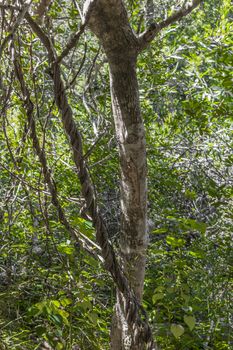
xmin=13 ymin=49 xmax=101 ymax=261
xmin=138 ymin=0 xmax=201 ymax=50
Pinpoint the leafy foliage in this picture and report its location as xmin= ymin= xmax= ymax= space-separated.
xmin=0 ymin=0 xmax=232 ymax=349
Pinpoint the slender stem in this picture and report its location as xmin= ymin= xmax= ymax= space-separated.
xmin=138 ymin=0 xmax=201 ymax=49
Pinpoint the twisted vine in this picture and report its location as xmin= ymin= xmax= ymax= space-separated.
xmin=13 ymin=46 xmax=101 ymax=261
xmin=24 ymin=13 xmax=156 ymax=349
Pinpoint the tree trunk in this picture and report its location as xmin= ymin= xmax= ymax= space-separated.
xmin=85 ymin=1 xmax=148 ymax=348
xmin=109 ymin=55 xmax=147 ymax=300
xmin=109 ymin=54 xmax=148 ymax=350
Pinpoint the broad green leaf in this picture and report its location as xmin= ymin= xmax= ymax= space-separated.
xmin=57 ymin=309 xmax=69 ymax=326
xmin=184 ymin=315 xmax=196 ymax=331
xmin=88 ymin=312 xmax=98 ymax=325
xmin=152 ymin=293 xmax=164 ymax=303
xmin=170 ymin=324 xmax=185 ymax=338
xmin=51 ymin=300 xmax=61 ymax=308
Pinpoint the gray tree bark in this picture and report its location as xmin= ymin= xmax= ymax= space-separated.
xmin=85 ymin=1 xmax=148 ymax=349
xmin=109 ymin=54 xmax=148 ymax=350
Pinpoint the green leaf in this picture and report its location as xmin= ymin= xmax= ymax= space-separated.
xmin=28 ymin=301 xmax=46 ymax=316
xmin=170 ymin=324 xmax=185 ymax=338
xmin=51 ymin=300 xmax=61 ymax=308
xmin=60 ymin=298 xmax=72 ymax=307
xmin=57 ymin=309 xmax=69 ymax=326
xmin=88 ymin=312 xmax=98 ymax=325
xmin=49 ymin=314 xmax=63 ymax=326
xmin=184 ymin=189 xmax=197 ymax=200
xmin=152 ymin=293 xmax=164 ymax=303
xmin=72 ymin=217 xmax=95 ymax=238
xmin=179 ymin=218 xmax=207 ymax=234
xmin=56 ymin=343 xmax=64 ymax=350
xmin=57 ymin=242 xmax=74 ymax=255
xmin=166 ymin=235 xmax=185 ymax=247
xmin=184 ymin=315 xmax=196 ymax=331
xmin=152 ymin=228 xmax=167 ymax=234
xmin=188 ymin=250 xmax=205 ymax=258
xmin=35 ymin=325 xmax=46 ymax=336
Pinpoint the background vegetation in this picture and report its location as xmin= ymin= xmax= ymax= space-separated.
xmin=0 ymin=0 xmax=232 ymax=349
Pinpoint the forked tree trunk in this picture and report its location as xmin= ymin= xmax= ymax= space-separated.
xmin=85 ymin=1 xmax=148 ymax=349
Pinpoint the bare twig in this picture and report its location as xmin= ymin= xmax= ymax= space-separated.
xmin=138 ymin=0 xmax=202 ymax=50
xmin=56 ymin=0 xmax=97 ymax=64
xmin=65 ymin=42 xmax=88 ymax=90
xmin=0 ymin=1 xmax=31 ymax=58
xmin=0 ymin=3 xmax=21 ymax=11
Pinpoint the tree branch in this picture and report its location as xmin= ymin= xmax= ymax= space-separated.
xmin=24 ymin=14 xmax=121 ymax=273
xmin=0 ymin=1 xmax=31 ymax=59
xmin=56 ymin=0 xmax=97 ymax=64
xmin=138 ymin=0 xmax=201 ymax=50
xmin=34 ymin=0 xmax=52 ymax=19
xmin=12 ymin=47 xmax=102 ymax=261
xmin=0 ymin=3 xmax=21 ymax=11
